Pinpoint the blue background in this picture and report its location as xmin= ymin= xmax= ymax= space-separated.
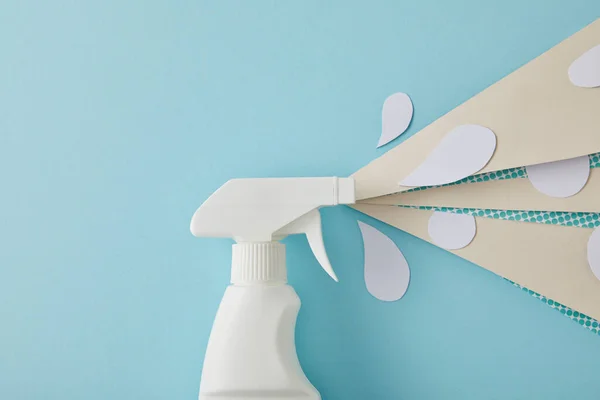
xmin=2 ymin=1 xmax=600 ymax=399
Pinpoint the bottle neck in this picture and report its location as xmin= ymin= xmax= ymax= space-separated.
xmin=231 ymin=242 xmax=287 ymax=285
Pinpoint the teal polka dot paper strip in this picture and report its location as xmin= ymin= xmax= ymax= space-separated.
xmin=406 ymin=151 xmax=600 ymax=193
xmin=510 ymin=281 xmax=600 ymax=336
xmin=405 ymin=203 xmax=600 ymax=333
xmin=590 ymin=152 xmax=600 ymax=167
xmin=401 ymin=205 xmax=600 ymax=229
xmin=405 ymin=166 xmax=526 ymax=192
xmin=397 ymin=154 xmax=600 ymax=335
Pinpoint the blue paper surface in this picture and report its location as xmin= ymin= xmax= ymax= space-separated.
xmin=2 ymin=1 xmax=600 ymax=399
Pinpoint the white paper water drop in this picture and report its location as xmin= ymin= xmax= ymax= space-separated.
xmin=399 ymin=124 xmax=496 ymax=187
xmin=428 ymin=211 xmax=476 ymax=250
xmin=378 ymin=92 xmax=413 ymax=148
xmin=358 ymin=221 xmax=410 ymax=302
xmin=526 ymin=156 xmax=590 ymax=198
xmin=568 ymin=45 xmax=600 ymax=88
xmin=587 ymin=227 xmax=600 ymax=281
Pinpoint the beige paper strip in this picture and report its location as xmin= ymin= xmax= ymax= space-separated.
xmin=353 ymin=204 xmax=600 ymax=321
xmin=353 ymin=19 xmax=600 ymax=201
xmin=360 ymin=167 xmax=600 ymax=212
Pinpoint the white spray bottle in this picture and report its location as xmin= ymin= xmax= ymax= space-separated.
xmin=191 ymin=177 xmax=355 ymax=400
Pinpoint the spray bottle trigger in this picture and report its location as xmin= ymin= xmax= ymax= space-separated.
xmin=275 ymin=209 xmax=338 ymax=282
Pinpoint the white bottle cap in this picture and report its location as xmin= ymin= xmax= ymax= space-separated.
xmin=231 ymin=242 xmax=286 ymax=284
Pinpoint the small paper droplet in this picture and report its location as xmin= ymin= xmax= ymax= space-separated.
xmin=587 ymin=227 xmax=600 ymax=281
xmin=378 ymin=93 xmax=413 ymax=148
xmin=428 ymin=212 xmax=476 ymax=250
xmin=526 ymin=156 xmax=589 ymax=198
xmin=399 ymin=124 xmax=496 ymax=187
xmin=568 ymin=45 xmax=600 ymax=88
xmin=358 ymin=221 xmax=410 ymax=302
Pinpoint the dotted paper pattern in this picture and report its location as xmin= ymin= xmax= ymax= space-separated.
xmin=400 ymin=205 xmax=600 ymax=333
xmin=399 ymin=152 xmax=600 ymax=334
xmin=406 ymin=167 xmax=525 ymax=192
xmin=511 ymin=281 xmax=600 ymax=335
xmin=406 ymin=152 xmax=600 ymax=193
xmin=403 ymin=206 xmax=600 ymax=229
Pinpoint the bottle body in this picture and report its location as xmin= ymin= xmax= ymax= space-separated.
xmin=199 ymin=283 xmax=320 ymax=400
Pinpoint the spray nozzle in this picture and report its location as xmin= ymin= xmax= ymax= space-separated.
xmin=190 ymin=177 xmax=355 ymax=281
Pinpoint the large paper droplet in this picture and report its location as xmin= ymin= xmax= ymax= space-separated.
xmin=587 ymin=227 xmax=600 ymax=281
xmin=568 ymin=45 xmax=600 ymax=88
xmin=399 ymin=124 xmax=496 ymax=187
xmin=378 ymin=92 xmax=413 ymax=148
xmin=358 ymin=221 xmax=410 ymax=302
xmin=428 ymin=211 xmax=476 ymax=250
xmin=526 ymin=156 xmax=589 ymax=198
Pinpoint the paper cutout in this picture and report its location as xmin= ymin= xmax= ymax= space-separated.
xmin=526 ymin=156 xmax=590 ymax=198
xmin=587 ymin=227 xmax=600 ymax=281
xmin=410 ymin=205 xmax=600 ymax=229
xmin=569 ymin=45 xmax=600 ymax=88
xmin=427 ymin=211 xmax=476 ymax=249
xmin=352 ymin=19 xmax=600 ymax=200
xmin=358 ymin=221 xmax=410 ymax=301
xmin=361 ymin=167 xmax=600 ymax=213
xmin=405 ymin=164 xmax=527 ymax=192
xmin=511 ymin=280 xmax=600 ymax=336
xmin=379 ymin=93 xmax=413 ymax=147
xmin=352 ymin=204 xmax=600 ymax=322
xmin=399 ymin=125 xmax=496 ymax=187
